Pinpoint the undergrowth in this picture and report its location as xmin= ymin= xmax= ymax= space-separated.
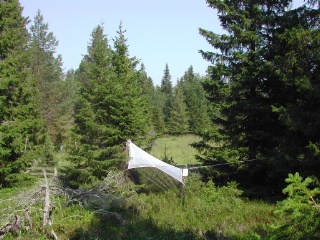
xmin=1 ymin=171 xmax=283 ymax=239
xmin=133 ymin=173 xmax=278 ymax=239
xmin=2 ymin=135 xmax=318 ymax=239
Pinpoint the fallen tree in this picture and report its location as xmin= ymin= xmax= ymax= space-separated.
xmin=42 ymin=169 xmax=58 ymax=239
xmin=0 ymin=169 xmax=136 ymax=239
xmin=0 ymin=168 xmax=59 ymax=239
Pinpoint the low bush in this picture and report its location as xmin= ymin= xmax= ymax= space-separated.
xmin=271 ymin=172 xmax=320 ymax=240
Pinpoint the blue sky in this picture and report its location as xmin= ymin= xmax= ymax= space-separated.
xmin=20 ymin=0 xmax=305 ymax=86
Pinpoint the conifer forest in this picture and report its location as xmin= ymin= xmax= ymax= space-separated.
xmin=0 ymin=0 xmax=320 ymax=239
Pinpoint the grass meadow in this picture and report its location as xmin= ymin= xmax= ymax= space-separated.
xmin=149 ymin=134 xmax=200 ymax=165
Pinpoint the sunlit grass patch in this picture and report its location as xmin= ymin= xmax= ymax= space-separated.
xmin=150 ymin=134 xmax=200 ymax=165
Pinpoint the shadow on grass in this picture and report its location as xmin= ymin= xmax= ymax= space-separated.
xmin=58 ymin=169 xmax=202 ymax=240
xmin=58 ymin=169 xmax=245 ymax=240
xmin=69 ymin=211 xmax=203 ymax=240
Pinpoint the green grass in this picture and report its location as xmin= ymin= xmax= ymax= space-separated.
xmin=135 ymin=175 xmax=278 ymax=239
xmin=0 ymin=137 xmax=286 ymax=239
xmin=149 ymin=134 xmax=200 ymax=165
xmin=0 ymin=170 xmax=283 ymax=239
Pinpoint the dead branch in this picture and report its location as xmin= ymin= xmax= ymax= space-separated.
xmin=0 ymin=170 xmax=133 ymax=239
xmin=0 ymin=169 xmax=61 ymax=239
xmin=42 ymin=169 xmax=58 ymax=240
xmin=24 ymin=210 xmax=32 ymax=231
xmin=0 ymin=181 xmax=44 ymax=228
xmin=43 ymin=170 xmax=50 ymax=226
xmin=0 ymin=215 xmax=22 ymax=239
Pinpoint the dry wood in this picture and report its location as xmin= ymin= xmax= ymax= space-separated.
xmin=0 ymin=222 xmax=12 ymax=238
xmin=26 ymin=167 xmax=57 ymax=172
xmin=43 ymin=169 xmax=50 ymax=226
xmin=0 ymin=168 xmax=61 ymax=239
xmin=24 ymin=210 xmax=32 ymax=231
xmin=0 ymin=215 xmax=22 ymax=239
xmin=42 ymin=169 xmax=58 ymax=240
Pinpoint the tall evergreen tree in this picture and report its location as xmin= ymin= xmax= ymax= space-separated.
xmin=197 ymin=0 xmax=275 ymax=181
xmin=152 ymin=86 xmax=166 ymax=134
xmin=28 ymin=10 xmax=64 ymax=143
xmin=266 ymin=2 xmax=320 ymax=180
xmin=167 ymin=84 xmax=189 ymax=134
xmin=137 ymin=63 xmax=154 ymax=127
xmin=54 ymin=69 xmax=77 ymax=149
xmin=108 ymin=21 xmax=150 ymax=147
xmin=73 ymin=22 xmax=150 ymax=179
xmin=137 ymin=63 xmax=154 ymax=97
xmin=0 ymin=1 xmax=45 ymax=187
xmin=196 ymin=0 xmax=320 ymax=190
xmin=72 ymin=24 xmax=113 ymax=177
xmin=160 ymin=63 xmax=173 ymax=127
xmin=160 ymin=63 xmax=173 ymax=95
xmin=180 ymin=66 xmax=211 ymax=133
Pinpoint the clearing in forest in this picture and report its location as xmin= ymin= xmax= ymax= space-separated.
xmin=149 ymin=134 xmax=200 ymax=165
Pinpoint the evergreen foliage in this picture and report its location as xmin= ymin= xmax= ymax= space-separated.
xmin=42 ymin=134 xmax=57 ymax=166
xmin=2 ymin=1 xmax=320 ymax=237
xmin=160 ymin=64 xmax=174 ymax=127
xmin=0 ymin=0 xmax=45 ymax=187
xmin=152 ymin=86 xmax=166 ymax=134
xmin=137 ymin=63 xmax=154 ymax=126
xmin=272 ymin=173 xmax=320 ymax=239
xmin=195 ymin=0 xmax=320 ymax=191
xmin=72 ymin=23 xmax=114 ymax=178
xmin=108 ymin=22 xmax=151 ymax=151
xmin=28 ymin=10 xmax=64 ymax=143
xmin=160 ymin=63 xmax=173 ymax=95
xmin=167 ymin=84 xmax=189 ymax=134
xmin=72 ymin=22 xmax=150 ymax=179
xmin=179 ymin=66 xmax=211 ymax=133
xmin=267 ymin=5 xmax=320 ymax=180
xmin=54 ymin=69 xmax=77 ymax=149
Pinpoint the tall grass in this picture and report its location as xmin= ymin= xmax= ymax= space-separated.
xmin=0 ymin=172 xmax=282 ymax=239
xmin=131 ymin=173 xmax=279 ymax=239
xmin=0 ymin=135 xmax=285 ymax=239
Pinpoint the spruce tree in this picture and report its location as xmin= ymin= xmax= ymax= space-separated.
xmin=108 ymin=22 xmax=150 ymax=146
xmin=197 ymin=0 xmax=278 ymax=184
xmin=73 ymin=22 xmax=150 ymax=179
xmin=29 ymin=10 xmax=64 ymax=144
xmin=197 ymin=0 xmax=278 ymax=178
xmin=137 ymin=63 xmax=154 ymax=128
xmin=180 ymin=66 xmax=211 ymax=133
xmin=266 ymin=2 xmax=320 ymax=180
xmin=197 ymin=0 xmax=320 ymax=190
xmin=0 ymin=0 xmax=45 ymax=187
xmin=54 ymin=69 xmax=77 ymax=149
xmin=160 ymin=63 xmax=173 ymax=95
xmin=152 ymin=87 xmax=166 ymax=134
xmin=160 ymin=63 xmax=173 ymax=128
xmin=167 ymin=84 xmax=189 ymax=135
xmin=72 ymin=24 xmax=113 ymax=178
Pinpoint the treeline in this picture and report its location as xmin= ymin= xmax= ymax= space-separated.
xmin=1 ymin=0 xmax=320 ymax=199
xmin=0 ymin=1 xmax=211 ymax=187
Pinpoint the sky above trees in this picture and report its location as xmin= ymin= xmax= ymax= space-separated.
xmin=20 ymin=0 xmax=305 ymax=85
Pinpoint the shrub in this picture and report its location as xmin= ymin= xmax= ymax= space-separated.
xmin=60 ymin=166 xmax=97 ymax=188
xmin=271 ymin=172 xmax=320 ymax=239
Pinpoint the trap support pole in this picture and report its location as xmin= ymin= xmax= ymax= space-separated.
xmin=180 ymin=166 xmax=189 ymax=204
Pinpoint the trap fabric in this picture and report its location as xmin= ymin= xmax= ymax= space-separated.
xmin=127 ymin=140 xmax=183 ymax=183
